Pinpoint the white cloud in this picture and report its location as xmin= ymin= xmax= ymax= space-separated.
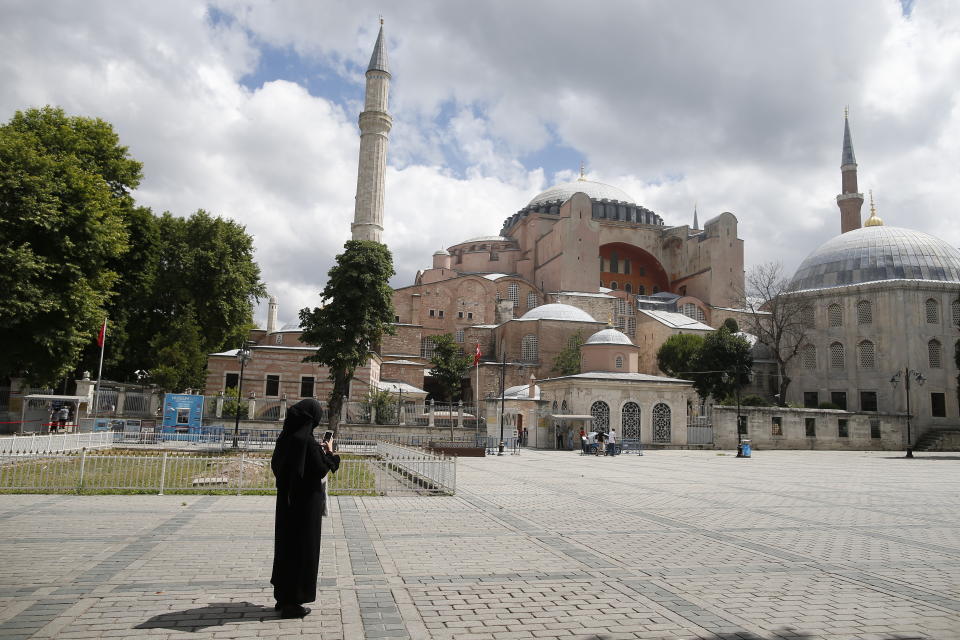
xmin=2 ymin=0 xmax=959 ymax=330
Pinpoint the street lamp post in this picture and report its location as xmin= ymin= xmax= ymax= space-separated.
xmin=498 ymin=349 xmax=506 ymax=456
xmin=233 ymin=343 xmax=254 ymax=448
xmin=890 ymin=367 xmax=925 ymax=458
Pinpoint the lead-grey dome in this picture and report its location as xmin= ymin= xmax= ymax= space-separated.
xmin=585 ymin=328 xmax=633 ymax=345
xmin=789 ymin=226 xmax=960 ymax=291
xmin=528 ymin=179 xmax=636 ymax=207
xmin=518 ymin=303 xmax=596 ymax=322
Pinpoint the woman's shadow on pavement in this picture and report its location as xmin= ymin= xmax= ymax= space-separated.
xmin=135 ymin=602 xmax=280 ymax=632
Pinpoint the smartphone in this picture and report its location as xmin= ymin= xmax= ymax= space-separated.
xmin=322 ymin=430 xmax=334 ymax=443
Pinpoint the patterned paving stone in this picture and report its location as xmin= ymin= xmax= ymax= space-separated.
xmin=1 ymin=449 xmax=959 ymax=638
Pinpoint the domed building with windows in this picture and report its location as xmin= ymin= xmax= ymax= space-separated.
xmin=782 ymin=115 xmax=960 ymax=447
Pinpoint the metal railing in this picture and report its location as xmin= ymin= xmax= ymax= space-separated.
xmin=0 ymin=447 xmax=456 ymax=496
xmin=0 ymin=432 xmax=117 ymax=456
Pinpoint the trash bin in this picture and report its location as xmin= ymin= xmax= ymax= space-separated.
xmin=740 ymin=439 xmax=752 ymax=458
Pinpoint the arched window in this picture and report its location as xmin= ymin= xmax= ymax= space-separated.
xmin=527 ymin=292 xmax=538 ymax=309
xmin=622 ymin=402 xmax=640 ymax=439
xmin=926 ymin=298 xmax=940 ymax=324
xmin=420 ymin=337 xmax=436 ymax=359
xmin=857 ymin=340 xmax=875 ymax=369
xmin=275 ymin=334 xmax=283 ymax=344
xmin=652 ymin=403 xmax=671 ymax=443
xmin=590 ymin=401 xmax=610 ymax=432
xmin=455 ymin=329 xmax=464 ymax=343
xmin=929 ymin=339 xmax=942 ymax=368
xmin=801 ymin=306 xmax=815 ymax=329
xmin=952 ymin=299 xmax=960 ymax=327
xmin=521 ymin=334 xmax=539 ymax=363
xmin=508 ymin=283 xmax=520 ymax=308
xmin=610 ymin=281 xmax=618 ymax=290
xmin=561 ymin=400 xmax=569 ymax=413
xmin=857 ymin=300 xmax=872 ymax=325
xmin=828 ymin=303 xmax=843 ymax=327
xmin=615 ymin=355 xmax=624 ymax=369
xmin=624 ymin=283 xmax=632 ymax=293
xmin=638 ymin=285 xmax=646 ymax=295
xmin=551 ymin=400 xmax=558 ymax=413
xmin=829 ymin=342 xmax=845 ymax=369
xmin=801 ymin=344 xmax=817 ymax=369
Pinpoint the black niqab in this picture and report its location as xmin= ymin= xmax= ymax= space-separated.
xmin=270 ymin=399 xmax=339 ymax=606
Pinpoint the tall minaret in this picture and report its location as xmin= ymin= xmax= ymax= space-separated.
xmin=351 ymin=20 xmax=392 ymax=243
xmin=836 ymin=108 xmax=864 ymax=234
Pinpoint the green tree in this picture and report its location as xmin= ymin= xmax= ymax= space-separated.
xmin=0 ymin=106 xmax=142 ymax=384
xmin=552 ymin=330 xmax=584 ymax=376
xmin=148 ymin=304 xmax=206 ymax=391
xmin=222 ymin=386 xmax=249 ymax=419
xmin=367 ymin=387 xmax=397 ymax=425
xmin=690 ymin=326 xmax=753 ymax=402
xmin=722 ymin=317 xmax=740 ymax=333
xmin=429 ymin=334 xmax=472 ymax=402
xmin=656 ymin=333 xmax=705 ymax=378
xmin=299 ymin=240 xmax=395 ymax=431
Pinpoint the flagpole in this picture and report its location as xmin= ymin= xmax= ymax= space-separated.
xmin=475 ymin=345 xmax=480 ymax=444
xmin=93 ymin=319 xmax=107 ymax=419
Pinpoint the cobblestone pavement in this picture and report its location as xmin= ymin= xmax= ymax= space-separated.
xmin=2 ymin=449 xmax=959 ymax=639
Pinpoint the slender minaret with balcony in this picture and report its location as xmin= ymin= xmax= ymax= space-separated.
xmin=351 ymin=21 xmax=392 ymax=243
xmin=837 ymin=108 xmax=864 ymax=234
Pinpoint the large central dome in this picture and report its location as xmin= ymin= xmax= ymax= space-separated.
xmin=789 ymin=225 xmax=960 ymax=291
xmin=528 ymin=178 xmax=636 ymax=207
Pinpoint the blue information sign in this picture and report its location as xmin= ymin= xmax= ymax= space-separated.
xmin=161 ymin=394 xmax=205 ymax=432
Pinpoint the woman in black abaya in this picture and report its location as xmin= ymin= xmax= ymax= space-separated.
xmin=270 ymin=398 xmax=339 ymax=618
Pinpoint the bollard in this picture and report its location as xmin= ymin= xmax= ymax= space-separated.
xmin=77 ymin=448 xmax=87 ymax=495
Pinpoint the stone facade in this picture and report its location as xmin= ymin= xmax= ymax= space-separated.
xmin=713 ymin=405 xmax=906 ymax=451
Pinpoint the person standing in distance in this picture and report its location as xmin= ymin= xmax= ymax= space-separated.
xmin=270 ymin=399 xmax=340 ymax=618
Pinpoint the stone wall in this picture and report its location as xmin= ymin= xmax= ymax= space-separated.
xmin=713 ymin=405 xmax=906 ymax=450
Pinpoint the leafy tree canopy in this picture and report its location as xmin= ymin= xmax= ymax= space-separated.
xmin=299 ymin=240 xmax=395 ymax=429
xmin=552 ymin=330 xmax=584 ymax=376
xmin=656 ymin=333 xmax=705 ymax=378
xmin=690 ymin=326 xmax=753 ymax=402
xmin=429 ymin=334 xmax=472 ymax=402
xmin=0 ymin=106 xmax=141 ymax=384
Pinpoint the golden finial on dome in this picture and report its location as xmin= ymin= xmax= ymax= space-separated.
xmin=379 ymin=15 xmax=384 ymax=25
xmin=864 ymin=189 xmax=884 ymax=227
xmin=578 ymin=161 xmax=586 ymax=181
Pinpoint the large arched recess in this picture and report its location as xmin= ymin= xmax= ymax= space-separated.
xmin=599 ymin=242 xmax=669 ymax=295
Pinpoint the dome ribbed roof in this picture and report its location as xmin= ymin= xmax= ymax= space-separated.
xmin=518 ymin=304 xmax=596 ymax=322
xmin=585 ymin=328 xmax=633 ymax=345
xmin=790 ymin=226 xmax=960 ymax=291
xmin=528 ymin=179 xmax=636 ymax=207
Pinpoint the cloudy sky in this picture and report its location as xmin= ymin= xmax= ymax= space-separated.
xmin=3 ymin=0 xmax=957 ymax=327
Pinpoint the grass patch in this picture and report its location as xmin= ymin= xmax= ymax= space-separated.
xmin=0 ymin=452 xmax=377 ymax=496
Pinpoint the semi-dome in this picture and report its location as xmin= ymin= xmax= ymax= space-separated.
xmin=528 ymin=178 xmax=636 ymax=207
xmin=790 ymin=226 xmax=960 ymax=291
xmin=279 ymin=322 xmax=302 ymax=331
xmin=518 ymin=303 xmax=596 ymax=322
xmin=585 ymin=328 xmax=633 ymax=345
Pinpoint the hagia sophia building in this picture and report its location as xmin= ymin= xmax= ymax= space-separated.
xmin=206 ymin=24 xmax=960 ymax=449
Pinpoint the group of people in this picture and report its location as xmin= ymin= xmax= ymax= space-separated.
xmin=579 ymin=428 xmax=619 ymax=456
xmin=47 ymin=404 xmax=71 ymax=433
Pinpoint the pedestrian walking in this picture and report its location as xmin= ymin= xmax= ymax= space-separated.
xmin=595 ymin=430 xmax=605 ymax=456
xmin=270 ymin=399 xmax=340 ymax=618
xmin=607 ymin=428 xmax=617 ymax=456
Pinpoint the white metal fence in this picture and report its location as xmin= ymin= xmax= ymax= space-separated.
xmin=0 ymin=432 xmax=117 ymax=455
xmin=0 ymin=447 xmax=455 ymax=496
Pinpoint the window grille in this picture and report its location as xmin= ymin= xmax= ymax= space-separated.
xmin=624 ymin=283 xmax=632 ymax=293
xmin=561 ymin=400 xmax=569 ymax=413
xmin=801 ymin=306 xmax=815 ymax=329
xmin=801 ymin=344 xmax=817 ymax=368
xmin=828 ymin=304 xmax=843 ymax=327
xmin=857 ymin=340 xmax=875 ymax=369
xmin=521 ymin=334 xmax=539 ymax=363
xmin=420 ymin=337 xmax=436 ymax=359
xmin=681 ymin=303 xmax=697 ymax=319
xmin=805 ymin=418 xmax=816 ymax=437
xmin=870 ymin=418 xmax=881 ymax=439
xmin=621 ymin=402 xmax=640 ymax=439
xmin=771 ymin=416 xmax=783 ymax=436
xmin=615 ymin=298 xmax=627 ymax=316
xmin=696 ymin=307 xmax=705 ymax=322
xmin=929 ymin=339 xmax=942 ymax=368
xmin=527 ymin=292 xmax=538 ymax=309
xmin=552 ymin=401 xmax=558 ymax=412
xmin=610 ymin=281 xmax=618 ymax=290
xmin=508 ymin=283 xmax=519 ymax=308
xmin=829 ymin=342 xmax=844 ymax=369
xmin=615 ymin=316 xmax=626 ymax=332
xmin=590 ymin=401 xmax=610 ymax=432
xmin=615 ymin=355 xmax=623 ymax=369
xmin=953 ymin=299 xmax=960 ymax=327
xmin=626 ymin=317 xmax=636 ymax=337
xmin=652 ymin=403 xmax=671 ymax=443
xmin=857 ymin=300 xmax=872 ymax=325
xmin=455 ymin=329 xmax=464 ymax=343
xmin=926 ymin=298 xmax=940 ymax=324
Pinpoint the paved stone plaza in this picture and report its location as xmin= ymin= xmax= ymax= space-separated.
xmin=1 ymin=450 xmax=959 ymax=640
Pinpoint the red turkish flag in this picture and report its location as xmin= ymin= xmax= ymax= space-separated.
xmin=97 ymin=319 xmax=107 ymax=347
xmin=473 ymin=343 xmax=482 ymax=366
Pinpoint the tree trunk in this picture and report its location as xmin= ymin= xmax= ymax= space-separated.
xmin=777 ymin=365 xmax=791 ymax=407
xmin=326 ymin=371 xmax=351 ymax=433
